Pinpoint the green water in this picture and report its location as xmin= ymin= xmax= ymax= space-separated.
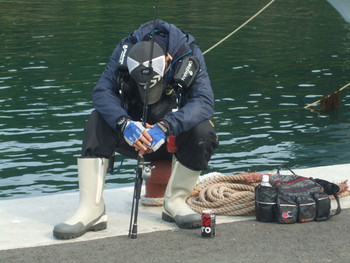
xmin=1 ymin=0 xmax=350 ymax=199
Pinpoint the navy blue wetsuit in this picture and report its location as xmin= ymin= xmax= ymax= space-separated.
xmin=82 ymin=20 xmax=218 ymax=171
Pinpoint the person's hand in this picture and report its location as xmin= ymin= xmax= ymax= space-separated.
xmin=133 ymin=123 xmax=153 ymax=156
xmin=123 ymin=121 xmax=147 ymax=146
xmin=137 ymin=145 xmax=154 ymax=156
xmin=123 ymin=122 xmax=153 ymax=156
xmin=125 ymin=122 xmax=168 ymax=156
xmin=147 ymin=123 xmax=167 ymax=152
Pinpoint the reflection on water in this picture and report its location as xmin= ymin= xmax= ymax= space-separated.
xmin=1 ymin=0 xmax=350 ymax=199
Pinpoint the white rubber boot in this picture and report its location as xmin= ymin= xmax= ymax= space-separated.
xmin=162 ymin=158 xmax=201 ymax=228
xmin=53 ymin=158 xmax=108 ymax=239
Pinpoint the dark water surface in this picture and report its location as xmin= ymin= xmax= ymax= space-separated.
xmin=1 ymin=0 xmax=350 ymax=199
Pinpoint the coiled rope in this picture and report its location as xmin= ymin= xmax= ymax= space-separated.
xmin=141 ymin=196 xmax=163 ymax=207
xmin=186 ymin=173 xmax=264 ymax=216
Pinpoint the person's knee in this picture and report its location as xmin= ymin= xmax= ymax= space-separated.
xmin=81 ymin=110 xmax=118 ymax=158
xmin=175 ymin=120 xmax=218 ymax=171
xmin=191 ymin=120 xmax=218 ymax=149
xmin=192 ymin=120 xmax=213 ymax=136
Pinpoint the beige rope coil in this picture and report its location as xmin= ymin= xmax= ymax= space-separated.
xmin=141 ymin=196 xmax=164 ymax=206
xmin=186 ymin=173 xmax=264 ymax=216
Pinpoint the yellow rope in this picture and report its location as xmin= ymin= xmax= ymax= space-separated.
xmin=203 ymin=0 xmax=276 ymax=55
xmin=304 ymin=81 xmax=350 ymax=109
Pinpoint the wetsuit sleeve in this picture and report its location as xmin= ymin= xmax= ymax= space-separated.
xmin=92 ymin=41 xmax=130 ymax=131
xmin=161 ymin=45 xmax=214 ymax=136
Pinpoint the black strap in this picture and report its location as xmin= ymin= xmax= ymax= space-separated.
xmin=313 ymin=178 xmax=342 ymax=216
xmin=332 ymin=188 xmax=342 ymax=216
xmin=277 ymin=164 xmax=297 ymax=175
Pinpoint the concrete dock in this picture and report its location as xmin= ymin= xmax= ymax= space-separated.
xmin=1 ymin=164 xmax=349 ymax=262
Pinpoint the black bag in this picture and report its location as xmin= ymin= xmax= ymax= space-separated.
xmin=255 ymin=167 xmax=341 ymax=223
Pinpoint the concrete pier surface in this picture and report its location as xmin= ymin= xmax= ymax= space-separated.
xmin=1 ymin=163 xmax=349 ymax=262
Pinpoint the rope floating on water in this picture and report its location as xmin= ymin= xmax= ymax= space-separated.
xmin=203 ymin=0 xmax=276 ymax=55
xmin=304 ymin=82 xmax=350 ymax=111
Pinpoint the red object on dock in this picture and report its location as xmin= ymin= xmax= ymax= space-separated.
xmin=145 ymin=160 xmax=171 ymax=198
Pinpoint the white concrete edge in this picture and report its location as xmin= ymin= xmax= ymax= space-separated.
xmin=0 ymin=163 xmax=349 ymax=251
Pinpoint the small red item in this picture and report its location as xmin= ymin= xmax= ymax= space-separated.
xmin=166 ymin=135 xmax=178 ymax=153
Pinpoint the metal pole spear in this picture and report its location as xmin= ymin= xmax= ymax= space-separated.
xmin=128 ymin=0 xmax=159 ymax=239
